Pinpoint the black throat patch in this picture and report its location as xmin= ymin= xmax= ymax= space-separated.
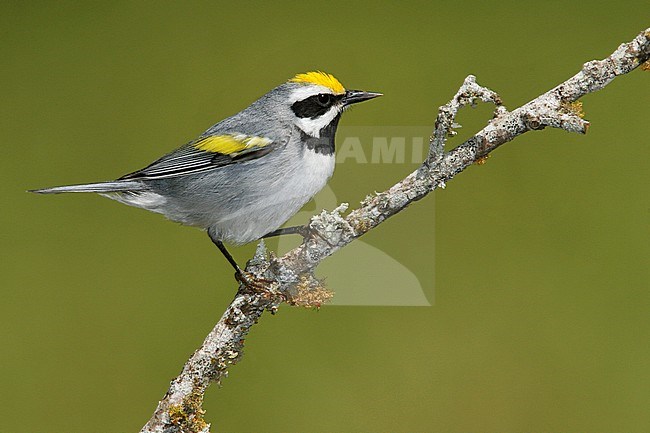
xmin=300 ymin=113 xmax=340 ymax=155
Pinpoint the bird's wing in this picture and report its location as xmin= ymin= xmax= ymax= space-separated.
xmin=120 ymin=133 xmax=278 ymax=180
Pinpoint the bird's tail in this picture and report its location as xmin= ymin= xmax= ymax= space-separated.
xmin=29 ymin=180 xmax=147 ymax=194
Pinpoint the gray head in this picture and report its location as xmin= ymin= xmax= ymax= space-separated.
xmin=239 ymin=71 xmax=381 ymax=143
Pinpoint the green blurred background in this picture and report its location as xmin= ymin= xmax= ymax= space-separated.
xmin=2 ymin=2 xmax=648 ymax=432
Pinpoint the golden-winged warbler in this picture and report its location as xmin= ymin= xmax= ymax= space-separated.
xmin=32 ymin=71 xmax=381 ymax=281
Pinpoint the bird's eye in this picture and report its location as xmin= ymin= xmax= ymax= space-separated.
xmin=316 ymin=93 xmax=332 ymax=107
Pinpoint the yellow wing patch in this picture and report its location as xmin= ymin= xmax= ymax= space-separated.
xmin=290 ymin=71 xmax=345 ymax=94
xmin=193 ymin=134 xmax=272 ymax=156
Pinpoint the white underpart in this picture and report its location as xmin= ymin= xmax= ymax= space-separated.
xmin=289 ymin=84 xmax=344 ymax=138
xmin=102 ymin=191 xmax=167 ymax=208
xmin=230 ymin=148 xmax=335 ymax=221
xmin=279 ymin=147 xmax=336 ymax=202
xmin=213 ymin=147 xmax=336 ymax=243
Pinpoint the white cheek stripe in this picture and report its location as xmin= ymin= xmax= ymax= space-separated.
xmin=295 ymin=105 xmax=341 ymax=138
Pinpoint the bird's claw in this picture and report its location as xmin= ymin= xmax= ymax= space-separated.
xmin=235 ymin=269 xmax=275 ymax=292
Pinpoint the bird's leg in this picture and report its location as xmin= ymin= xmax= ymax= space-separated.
xmin=266 ymin=224 xmax=338 ymax=248
xmin=208 ymin=234 xmax=271 ymax=290
xmin=262 ymin=225 xmax=309 ymax=239
xmin=210 ymin=237 xmax=241 ymax=273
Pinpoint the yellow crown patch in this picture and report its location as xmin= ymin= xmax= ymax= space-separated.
xmin=289 ymin=71 xmax=345 ymax=94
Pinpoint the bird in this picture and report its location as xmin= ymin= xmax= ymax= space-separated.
xmin=31 ymin=71 xmax=382 ymax=283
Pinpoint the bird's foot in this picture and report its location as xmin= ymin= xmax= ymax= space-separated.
xmin=235 ymin=269 xmax=275 ymax=292
xmin=235 ymin=270 xmax=285 ymax=311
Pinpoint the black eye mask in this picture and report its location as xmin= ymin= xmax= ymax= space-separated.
xmin=291 ymin=93 xmax=344 ymax=119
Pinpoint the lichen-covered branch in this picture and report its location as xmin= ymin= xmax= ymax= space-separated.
xmin=141 ymin=28 xmax=650 ymax=433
